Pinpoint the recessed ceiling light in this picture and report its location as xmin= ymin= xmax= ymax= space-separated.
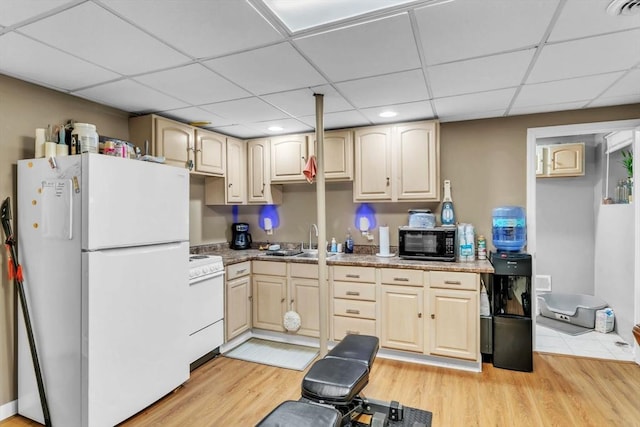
xmin=379 ymin=111 xmax=398 ymax=118
xmin=268 ymin=126 xmax=284 ymax=132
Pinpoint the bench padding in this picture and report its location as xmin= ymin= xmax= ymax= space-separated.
xmin=256 ymin=400 xmax=341 ymax=427
xmin=302 ymin=358 xmax=369 ymax=405
xmin=326 ymin=334 xmax=379 ymax=369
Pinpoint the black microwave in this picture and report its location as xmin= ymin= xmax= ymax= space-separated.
xmin=398 ymin=226 xmax=456 ymax=262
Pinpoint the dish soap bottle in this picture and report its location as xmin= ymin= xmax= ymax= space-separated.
xmin=345 ymin=229 xmax=354 ymax=254
xmin=441 ymin=179 xmax=456 ymax=226
xmin=330 ymin=237 xmax=337 ymax=253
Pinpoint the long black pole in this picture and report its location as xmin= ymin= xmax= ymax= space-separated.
xmin=1 ymin=197 xmax=52 ymax=427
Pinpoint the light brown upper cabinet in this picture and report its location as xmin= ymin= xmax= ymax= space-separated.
xmin=195 ymin=129 xmax=225 ymax=176
xmin=354 ymin=120 xmax=440 ymax=202
xmin=270 ymin=134 xmax=309 ymax=182
xmin=247 ymin=138 xmax=283 ymax=205
xmin=205 ymin=136 xmax=246 ymax=205
xmin=129 ymin=114 xmax=226 ymax=176
xmin=310 ymin=130 xmax=354 ymax=181
xmin=536 ymin=142 xmax=585 ymax=178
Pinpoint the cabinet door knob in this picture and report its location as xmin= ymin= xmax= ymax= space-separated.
xmin=431 ymin=314 xmax=435 ymax=319
xmin=281 ymin=298 xmax=285 ymax=303
xmin=228 ymin=183 xmax=232 ymax=187
xmin=386 ymin=177 xmax=390 ymax=185
xmin=187 ymin=159 xmax=194 ymax=171
xmin=418 ymin=313 xmax=422 ymax=318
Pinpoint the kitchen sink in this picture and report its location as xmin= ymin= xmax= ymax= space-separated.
xmin=294 ymin=251 xmax=336 ymax=259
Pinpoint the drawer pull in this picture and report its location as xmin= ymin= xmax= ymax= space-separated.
xmin=346 ymin=274 xmax=360 ymax=278
xmin=346 ymin=291 xmax=360 ymax=296
xmin=444 ymin=280 xmax=462 ymax=285
xmin=346 ymin=330 xmax=360 ymax=335
xmin=236 ymin=268 xmax=247 ymax=274
xmin=346 ymin=309 xmax=360 ymax=314
xmin=393 ymin=277 xmax=409 ymax=282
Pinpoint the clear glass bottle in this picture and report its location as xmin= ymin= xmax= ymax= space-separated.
xmin=627 ymin=177 xmax=633 ymax=203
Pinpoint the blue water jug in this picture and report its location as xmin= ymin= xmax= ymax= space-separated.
xmin=492 ymin=206 xmax=526 ymax=251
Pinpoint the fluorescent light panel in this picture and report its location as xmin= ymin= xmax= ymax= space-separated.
xmin=263 ymin=0 xmax=420 ymax=32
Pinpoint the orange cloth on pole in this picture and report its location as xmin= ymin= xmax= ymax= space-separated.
xmin=303 ymin=155 xmax=317 ymax=184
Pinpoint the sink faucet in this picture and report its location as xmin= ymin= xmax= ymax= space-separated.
xmin=308 ymin=223 xmax=318 ymax=250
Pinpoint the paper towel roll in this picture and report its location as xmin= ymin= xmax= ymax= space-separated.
xmin=379 ymin=226 xmax=390 ymax=256
xmin=44 ymin=142 xmax=57 ymax=158
xmin=35 ymin=128 xmax=46 ymax=158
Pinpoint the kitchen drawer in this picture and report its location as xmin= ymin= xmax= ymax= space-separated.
xmin=381 ymin=268 xmax=423 ymax=286
xmin=188 ymin=319 xmax=224 ymax=364
xmin=429 ymin=271 xmax=478 ymax=291
xmin=332 ymin=265 xmax=375 ymax=283
xmin=290 ymin=263 xmax=327 ymax=279
xmin=252 ymin=260 xmax=286 ymax=276
xmin=333 ymin=316 xmax=376 ymax=341
xmin=333 ymin=299 xmax=376 ymax=320
xmin=226 ymin=261 xmax=251 ymax=280
xmin=333 ymin=281 xmax=376 ymax=301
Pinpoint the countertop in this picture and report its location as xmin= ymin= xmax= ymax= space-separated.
xmin=198 ymin=247 xmax=494 ymax=274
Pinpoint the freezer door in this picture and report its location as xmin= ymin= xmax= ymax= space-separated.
xmin=82 ymin=242 xmax=189 ymax=427
xmin=82 ymin=154 xmax=189 ymax=250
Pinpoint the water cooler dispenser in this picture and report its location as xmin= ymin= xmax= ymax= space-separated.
xmin=489 ymin=252 xmax=533 ymax=372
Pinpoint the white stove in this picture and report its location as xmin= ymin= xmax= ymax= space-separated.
xmin=187 ymin=254 xmax=225 ymax=368
xmin=189 ymin=254 xmax=224 ymax=281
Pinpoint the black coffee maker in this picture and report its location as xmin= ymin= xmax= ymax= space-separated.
xmin=231 ymin=223 xmax=252 ymax=250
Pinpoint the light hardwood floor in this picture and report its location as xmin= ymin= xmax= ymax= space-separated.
xmin=2 ymin=353 xmax=639 ymax=426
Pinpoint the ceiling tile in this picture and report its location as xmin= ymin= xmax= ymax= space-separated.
xmin=0 ymin=32 xmax=119 ymax=91
xmin=415 ymin=0 xmax=559 ymax=65
xmin=509 ymin=100 xmax=588 ymax=116
xmin=439 ymin=108 xmax=510 ymax=123
xmin=360 ymin=101 xmax=435 ymax=123
xmin=429 ymin=49 xmax=535 ymax=98
xmin=549 ymin=0 xmax=640 ymax=42
xmin=249 ymin=118 xmax=314 ymax=136
xmin=599 ymin=68 xmax=640 ymax=98
xmin=294 ymin=13 xmax=421 ymax=81
xmin=204 ymin=42 xmax=326 ymax=95
xmin=588 ymin=93 xmax=640 ymax=108
xmin=200 ymin=97 xmax=289 ymax=123
xmin=101 ymin=0 xmax=284 ymax=58
xmin=433 ymin=88 xmax=516 ymax=118
xmin=210 ymin=124 xmax=265 ymax=139
xmin=19 ymin=2 xmax=190 ymax=75
xmin=0 ymin=0 xmax=72 ymax=27
xmin=528 ymin=29 xmax=640 ymax=83
xmin=134 ymin=64 xmax=250 ymax=105
xmin=514 ymin=72 xmax=624 ymax=108
xmin=159 ymin=107 xmax=234 ymax=127
xmin=73 ymin=79 xmax=188 ymax=113
xmin=300 ymin=110 xmax=370 ymax=130
xmin=336 ymin=69 xmax=428 ymax=108
xmin=262 ymin=85 xmax=353 ymax=117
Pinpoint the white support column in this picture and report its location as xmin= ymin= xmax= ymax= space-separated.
xmin=314 ymin=93 xmax=328 ymax=357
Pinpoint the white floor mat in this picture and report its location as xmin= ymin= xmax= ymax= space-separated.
xmin=224 ymin=338 xmax=319 ymax=371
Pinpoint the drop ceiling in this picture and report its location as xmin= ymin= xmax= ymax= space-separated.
xmin=0 ymin=0 xmax=638 ymax=139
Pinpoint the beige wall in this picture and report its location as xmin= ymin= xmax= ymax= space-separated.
xmin=1 ymin=70 xmax=640 ymax=409
xmin=0 ymin=75 xmax=130 ymax=408
xmin=190 ymin=105 xmax=640 ymax=250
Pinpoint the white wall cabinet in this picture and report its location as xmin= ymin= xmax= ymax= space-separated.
xmin=195 ymin=129 xmax=226 ymax=176
xmin=536 ymin=142 xmax=585 ymax=178
xmin=225 ymin=261 xmax=252 ymax=341
xmin=354 ymin=120 xmax=439 ymax=202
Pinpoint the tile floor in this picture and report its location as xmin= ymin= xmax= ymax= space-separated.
xmin=535 ymin=322 xmax=635 ymax=361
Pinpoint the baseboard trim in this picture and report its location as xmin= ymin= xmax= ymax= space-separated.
xmin=0 ymin=400 xmax=17 ymax=422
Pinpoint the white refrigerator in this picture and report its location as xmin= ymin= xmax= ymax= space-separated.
xmin=17 ymin=154 xmax=190 ymax=427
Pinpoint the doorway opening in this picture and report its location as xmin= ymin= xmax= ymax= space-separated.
xmin=526 ymin=119 xmax=640 ymax=362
